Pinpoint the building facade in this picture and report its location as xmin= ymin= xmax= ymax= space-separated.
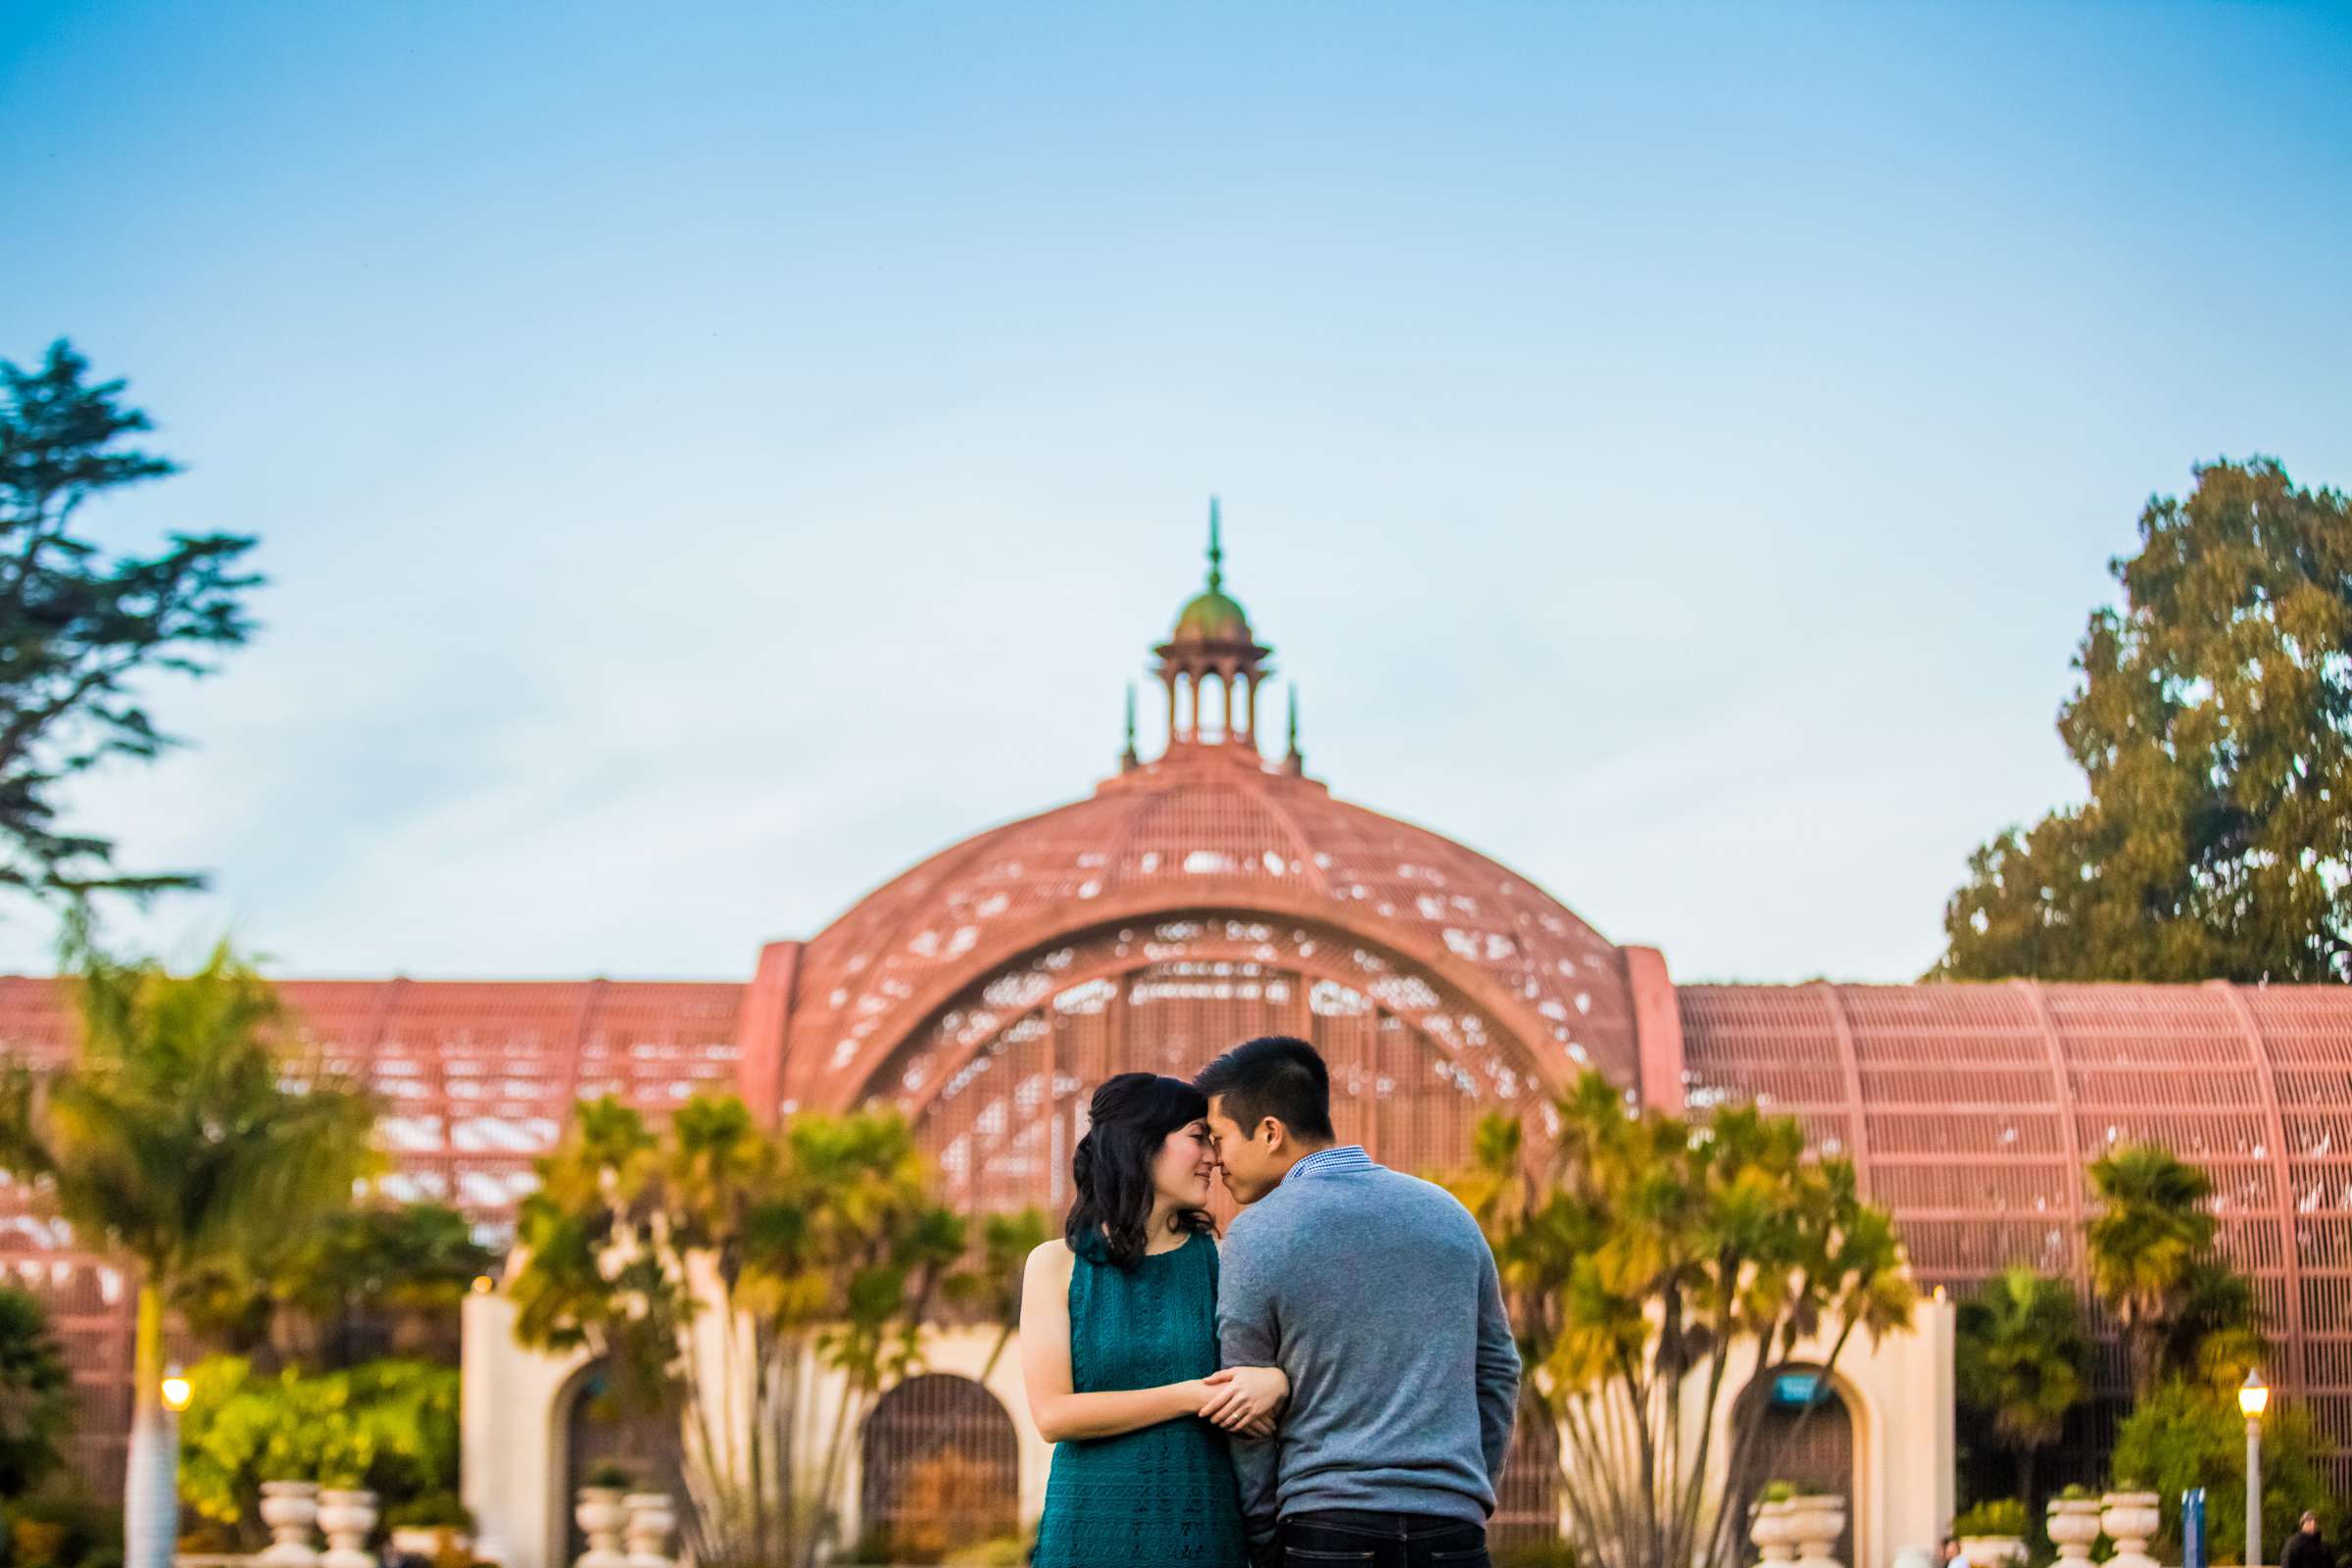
xmin=5 ymin=514 xmax=2352 ymax=1531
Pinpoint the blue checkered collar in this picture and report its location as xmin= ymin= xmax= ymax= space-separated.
xmin=1283 ymin=1144 xmax=1374 ymax=1184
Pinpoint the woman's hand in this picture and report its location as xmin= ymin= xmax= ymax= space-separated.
xmin=1199 ymin=1364 xmax=1289 ymax=1434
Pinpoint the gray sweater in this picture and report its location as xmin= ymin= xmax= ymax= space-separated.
xmin=1216 ymin=1147 xmax=1521 ymax=1540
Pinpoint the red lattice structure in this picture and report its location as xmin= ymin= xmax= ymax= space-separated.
xmin=10 ymin=511 xmax=2352 ymax=1505
xmin=0 ymin=977 xmax=744 ymax=1493
xmin=1678 ymin=980 xmax=2352 ymax=1489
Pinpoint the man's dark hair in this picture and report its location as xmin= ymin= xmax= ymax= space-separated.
xmin=1196 ymin=1035 xmax=1335 ymax=1142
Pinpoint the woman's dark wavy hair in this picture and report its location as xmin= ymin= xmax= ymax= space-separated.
xmin=1065 ymin=1072 xmax=1216 ymax=1268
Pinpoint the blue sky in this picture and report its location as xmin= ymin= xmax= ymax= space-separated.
xmin=1 ymin=2 xmax=2347 ymax=983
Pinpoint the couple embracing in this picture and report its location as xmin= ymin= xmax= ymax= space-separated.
xmin=1018 ymin=1036 xmax=1523 ymax=1568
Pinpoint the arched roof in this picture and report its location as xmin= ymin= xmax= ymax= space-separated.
xmin=778 ymin=747 xmax=1633 ymax=1111
xmin=1676 ymin=977 xmax=2352 ymax=1483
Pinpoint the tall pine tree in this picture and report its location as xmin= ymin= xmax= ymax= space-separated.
xmin=0 ymin=340 xmax=262 ymax=899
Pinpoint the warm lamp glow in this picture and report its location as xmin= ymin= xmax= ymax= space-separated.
xmin=471 ymin=1274 xmax=495 ymax=1295
xmin=2239 ymin=1368 xmax=2270 ymax=1419
xmin=160 ymin=1365 xmax=192 ymax=1413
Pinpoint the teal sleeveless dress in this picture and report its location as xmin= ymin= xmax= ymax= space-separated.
xmin=1032 ymin=1229 xmax=1250 ymax=1568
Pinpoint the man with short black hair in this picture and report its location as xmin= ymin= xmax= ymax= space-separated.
xmin=1198 ymin=1035 xmax=1521 ymax=1568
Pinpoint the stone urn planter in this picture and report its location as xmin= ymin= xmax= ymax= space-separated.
xmin=2046 ymin=1498 xmax=2103 ymax=1564
xmin=1752 ymin=1498 xmax=1800 ymax=1566
xmin=258 ymin=1482 xmax=321 ymax=1567
xmin=574 ymin=1488 xmax=631 ymax=1568
xmin=2101 ymin=1492 xmax=2162 ymax=1568
xmin=1958 ymin=1538 xmax=2026 ymax=1568
xmin=317 ymin=1490 xmax=378 ymax=1568
xmin=1788 ymin=1494 xmax=1847 ymax=1568
xmin=621 ymin=1494 xmax=676 ymax=1568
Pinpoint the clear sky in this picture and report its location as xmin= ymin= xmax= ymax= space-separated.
xmin=1 ymin=2 xmax=2347 ymax=984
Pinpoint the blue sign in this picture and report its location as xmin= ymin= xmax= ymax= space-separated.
xmin=1771 ymin=1372 xmax=1825 ymax=1407
xmin=2183 ymin=1488 xmax=2207 ymax=1568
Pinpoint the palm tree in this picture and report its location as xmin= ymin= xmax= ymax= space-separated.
xmin=1956 ymin=1265 xmax=2091 ymax=1515
xmin=2086 ymin=1143 xmax=2219 ymax=1399
xmin=0 ymin=934 xmax=374 ymax=1568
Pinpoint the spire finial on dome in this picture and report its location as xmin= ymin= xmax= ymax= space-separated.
xmin=1206 ymin=496 xmax=1223 ymax=594
xmin=1283 ymin=685 xmax=1304 ymax=776
xmin=1120 ymin=683 xmax=1140 ymax=772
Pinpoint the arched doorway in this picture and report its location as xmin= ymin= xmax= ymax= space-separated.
xmin=858 ymin=1374 xmax=1019 ymax=1562
xmin=1493 ymin=1396 xmax=1564 ymax=1546
xmin=1745 ymin=1366 xmax=1857 ymax=1564
xmin=558 ymin=1361 xmax=681 ymax=1561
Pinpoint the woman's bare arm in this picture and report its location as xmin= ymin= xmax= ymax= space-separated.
xmin=1019 ymin=1240 xmax=1211 ymax=1443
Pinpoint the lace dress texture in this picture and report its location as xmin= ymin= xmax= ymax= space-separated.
xmin=1031 ymin=1230 xmax=1249 ymax=1568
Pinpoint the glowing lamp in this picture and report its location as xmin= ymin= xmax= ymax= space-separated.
xmin=2238 ymin=1368 xmax=2270 ymax=1420
xmin=160 ymin=1364 xmax=192 ymax=1413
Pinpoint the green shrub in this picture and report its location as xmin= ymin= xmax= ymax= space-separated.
xmin=1953 ymin=1500 xmax=2029 ymax=1538
xmin=178 ymin=1355 xmax=459 ymax=1538
xmin=385 ymin=1494 xmax=473 ymax=1531
xmin=580 ymin=1463 xmax=635 ymax=1492
xmin=3 ymin=1493 xmax=122 ymax=1568
xmin=0 ymin=1291 xmax=72 ymax=1500
xmin=2112 ymin=1379 xmax=2335 ymax=1562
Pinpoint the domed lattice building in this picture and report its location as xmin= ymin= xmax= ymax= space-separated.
xmin=8 ymin=504 xmax=2352 ymax=1559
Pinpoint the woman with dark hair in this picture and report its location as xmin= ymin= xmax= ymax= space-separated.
xmin=1021 ymin=1072 xmax=1288 ymax=1568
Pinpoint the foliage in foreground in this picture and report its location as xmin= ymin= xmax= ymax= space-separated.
xmin=1 ymin=1491 xmax=123 ymax=1568
xmin=509 ymin=1095 xmax=970 ymax=1568
xmin=1446 ymin=1071 xmax=1912 ymax=1568
xmin=1950 ymin=1499 xmax=2029 ymax=1539
xmin=176 ymin=1357 xmax=459 ymax=1539
xmin=180 ymin=1199 xmax=492 ymax=1371
xmin=2086 ymin=1143 xmax=2261 ymax=1400
xmin=2110 ymin=1378 xmax=2335 ymax=1563
xmin=1955 ymin=1266 xmax=2090 ymax=1518
xmin=0 ymin=934 xmax=375 ymax=1436
xmin=0 ymin=1286 xmax=74 ymax=1497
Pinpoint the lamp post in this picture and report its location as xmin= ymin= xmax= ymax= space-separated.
xmin=2238 ymin=1369 xmax=2269 ymax=1568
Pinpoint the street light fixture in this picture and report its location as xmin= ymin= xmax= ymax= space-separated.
xmin=2239 ymin=1369 xmax=2269 ymax=1568
xmin=160 ymin=1364 xmax=192 ymax=1414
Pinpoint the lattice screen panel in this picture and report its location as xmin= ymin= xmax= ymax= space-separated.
xmin=870 ymin=916 xmax=1550 ymax=1246
xmin=1682 ymin=979 xmax=2352 ymax=1493
xmin=0 ymin=975 xmax=745 ymax=1496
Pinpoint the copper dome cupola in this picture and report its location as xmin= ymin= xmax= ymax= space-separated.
xmin=1151 ymin=498 xmax=1275 ymax=757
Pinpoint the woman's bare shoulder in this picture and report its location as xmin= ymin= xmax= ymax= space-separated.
xmin=1025 ymin=1236 xmax=1075 ymax=1278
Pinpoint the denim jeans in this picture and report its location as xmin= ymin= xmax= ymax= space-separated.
xmin=1276 ymin=1511 xmax=1492 ymax=1568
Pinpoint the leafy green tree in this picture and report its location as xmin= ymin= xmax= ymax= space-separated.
xmin=1955 ymin=1266 xmax=2091 ymax=1517
xmin=0 ymin=1285 xmax=74 ymax=1496
xmin=2111 ymin=1378 xmax=2335 ymax=1562
xmin=2086 ymin=1144 xmax=2234 ymax=1399
xmin=1446 ymin=1070 xmax=1914 ymax=1568
xmin=0 ymin=341 xmax=263 ymax=900
xmin=509 ymin=1095 xmax=968 ymax=1568
xmin=0 ymin=935 xmax=374 ymax=1568
xmin=180 ymin=1200 xmax=492 ymax=1369
xmin=177 ymin=1356 xmax=458 ymax=1543
xmin=1936 ymin=459 xmax=2352 ymax=982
